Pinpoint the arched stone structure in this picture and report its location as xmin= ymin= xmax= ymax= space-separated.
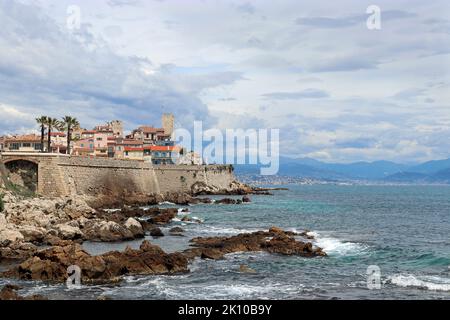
xmin=4 ymin=159 xmax=38 ymax=193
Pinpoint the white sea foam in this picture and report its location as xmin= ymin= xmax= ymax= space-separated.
xmin=388 ymin=274 xmax=450 ymax=292
xmin=198 ymin=225 xmax=259 ymax=235
xmin=307 ymin=231 xmax=368 ymax=256
xmin=158 ymin=201 xmax=175 ymax=205
xmin=177 ymin=208 xmax=190 ymax=215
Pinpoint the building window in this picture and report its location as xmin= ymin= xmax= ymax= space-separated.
xmin=10 ymin=143 xmax=20 ymax=150
xmin=125 ymin=151 xmax=129 ymax=156
xmin=22 ymin=143 xmax=31 ymax=147
xmin=34 ymin=143 xmax=42 ymax=150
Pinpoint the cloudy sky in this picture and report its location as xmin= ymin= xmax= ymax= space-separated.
xmin=0 ymin=0 xmax=449 ymax=163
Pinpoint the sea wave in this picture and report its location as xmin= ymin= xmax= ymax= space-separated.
xmin=307 ymin=231 xmax=368 ymax=256
xmin=388 ymin=274 xmax=450 ymax=292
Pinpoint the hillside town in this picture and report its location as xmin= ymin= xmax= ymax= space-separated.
xmin=0 ymin=113 xmax=202 ymax=166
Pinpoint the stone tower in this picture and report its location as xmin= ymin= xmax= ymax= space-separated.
xmin=109 ymin=120 xmax=124 ymax=137
xmin=162 ymin=113 xmax=174 ymax=136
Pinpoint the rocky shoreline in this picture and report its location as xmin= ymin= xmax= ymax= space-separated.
xmin=0 ymin=184 xmax=325 ymax=300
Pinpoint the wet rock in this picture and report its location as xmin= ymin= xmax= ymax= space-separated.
xmin=169 ymin=227 xmax=184 ymax=233
xmin=200 ymin=248 xmax=224 ymax=260
xmin=0 ymin=285 xmax=46 ymax=300
xmin=124 ymin=218 xmax=144 ymax=238
xmin=146 ymin=208 xmax=177 ymax=225
xmin=215 ymin=198 xmax=237 ymax=205
xmin=185 ymin=228 xmax=326 ymax=260
xmin=239 ymin=264 xmax=256 ymax=273
xmin=2 ymin=241 xmax=188 ymax=283
xmin=83 ymin=220 xmax=134 ymax=242
xmin=242 ymin=196 xmax=251 ymax=203
xmin=0 ymin=241 xmax=37 ymax=260
xmin=150 ymin=227 xmax=164 ymax=237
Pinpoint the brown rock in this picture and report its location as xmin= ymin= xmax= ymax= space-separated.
xmin=150 ymin=227 xmax=164 ymax=237
xmin=185 ymin=228 xmax=326 ymax=260
xmin=2 ymin=241 xmax=189 ymax=283
xmin=0 ymin=285 xmax=46 ymax=300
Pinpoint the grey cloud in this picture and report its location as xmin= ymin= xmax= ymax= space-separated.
xmin=308 ymin=56 xmax=378 ymax=72
xmin=0 ymin=1 xmax=243 ymax=132
xmin=107 ymin=0 xmax=140 ymax=7
xmin=236 ymin=2 xmax=256 ymax=15
xmin=295 ymin=10 xmax=416 ymax=29
xmin=392 ymin=88 xmax=427 ymax=100
xmin=263 ymin=89 xmax=329 ymax=100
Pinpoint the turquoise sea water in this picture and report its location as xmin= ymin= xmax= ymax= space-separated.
xmin=1 ymin=184 xmax=450 ymax=299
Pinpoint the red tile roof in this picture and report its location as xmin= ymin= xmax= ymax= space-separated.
xmin=5 ymin=134 xmax=41 ymax=142
xmin=144 ymin=145 xmax=180 ymax=152
xmin=124 ymin=147 xmax=144 ymax=152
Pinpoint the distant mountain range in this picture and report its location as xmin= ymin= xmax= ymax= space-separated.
xmin=234 ymin=157 xmax=450 ymax=183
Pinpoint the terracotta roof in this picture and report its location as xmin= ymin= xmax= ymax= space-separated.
xmin=82 ymin=130 xmax=96 ymax=134
xmin=120 ymin=140 xmax=143 ymax=146
xmin=136 ymin=126 xmax=165 ymax=134
xmin=5 ymin=134 xmax=41 ymax=142
xmin=144 ymin=145 xmax=180 ymax=152
xmin=124 ymin=147 xmax=144 ymax=152
xmin=50 ymin=132 xmax=66 ymax=137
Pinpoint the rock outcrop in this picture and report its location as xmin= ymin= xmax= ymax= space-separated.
xmin=0 ymin=285 xmax=46 ymax=300
xmin=183 ymin=227 xmax=326 ymax=260
xmin=2 ymin=241 xmax=188 ymax=283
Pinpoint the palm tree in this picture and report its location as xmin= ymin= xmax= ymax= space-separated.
xmin=35 ymin=116 xmax=48 ymax=152
xmin=61 ymin=116 xmax=80 ymax=155
xmin=46 ymin=117 xmax=62 ymax=153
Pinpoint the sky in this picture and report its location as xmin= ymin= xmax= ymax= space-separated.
xmin=0 ymin=0 xmax=449 ymax=163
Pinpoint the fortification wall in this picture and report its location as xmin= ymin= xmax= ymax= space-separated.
xmin=56 ymin=157 xmax=160 ymax=196
xmin=153 ymin=165 xmax=236 ymax=194
xmin=1 ymin=154 xmax=238 ymax=197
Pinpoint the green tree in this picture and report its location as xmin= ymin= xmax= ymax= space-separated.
xmin=61 ymin=116 xmax=80 ymax=155
xmin=35 ymin=116 xmax=48 ymax=152
xmin=46 ymin=117 xmax=63 ymax=153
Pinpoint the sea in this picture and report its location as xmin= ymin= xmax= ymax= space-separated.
xmin=1 ymin=184 xmax=449 ymax=300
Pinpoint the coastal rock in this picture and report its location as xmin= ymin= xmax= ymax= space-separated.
xmin=150 ymin=227 xmax=164 ymax=237
xmin=124 ymin=218 xmax=144 ymax=238
xmin=242 ymin=196 xmax=251 ymax=203
xmin=54 ymin=223 xmax=83 ymax=240
xmin=83 ymin=220 xmax=134 ymax=242
xmin=215 ymin=198 xmax=237 ymax=205
xmin=17 ymin=226 xmax=46 ymax=243
xmin=0 ymin=285 xmax=46 ymax=300
xmin=170 ymin=227 xmax=185 ymax=233
xmin=0 ymin=241 xmax=37 ymax=260
xmin=0 ymin=214 xmax=7 ymax=230
xmin=185 ymin=228 xmax=326 ymax=260
xmin=0 ymin=229 xmax=24 ymax=246
xmin=146 ymin=208 xmax=177 ymax=225
xmin=2 ymin=241 xmax=189 ymax=283
xmin=239 ymin=264 xmax=256 ymax=273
